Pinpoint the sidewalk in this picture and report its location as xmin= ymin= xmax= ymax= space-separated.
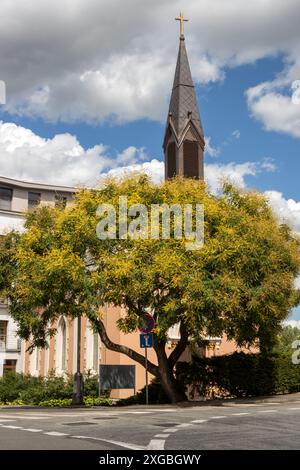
xmin=1 ymin=392 xmax=300 ymax=411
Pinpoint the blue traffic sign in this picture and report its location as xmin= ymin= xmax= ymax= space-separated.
xmin=140 ymin=333 xmax=153 ymax=348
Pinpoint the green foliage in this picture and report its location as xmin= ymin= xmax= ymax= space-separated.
xmin=1 ymin=176 xmax=299 ymax=351
xmin=0 ymin=372 xmax=41 ymax=403
xmin=273 ymin=325 xmax=300 ymax=356
xmin=0 ymin=175 xmax=300 ymax=402
xmin=118 ymin=379 xmax=170 ymax=406
xmin=38 ymin=398 xmax=72 ymax=407
xmin=0 ymin=372 xmax=99 ymax=405
xmin=83 ymin=370 xmax=99 ymax=397
xmin=83 ymin=396 xmax=113 ymax=407
xmin=177 ymin=352 xmax=300 ymax=398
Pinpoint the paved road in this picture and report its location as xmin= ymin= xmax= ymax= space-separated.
xmin=0 ymin=396 xmax=300 ymax=450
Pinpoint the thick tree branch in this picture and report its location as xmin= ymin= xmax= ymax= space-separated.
xmin=92 ymin=316 xmax=159 ymax=377
xmin=168 ymin=322 xmax=189 ymax=369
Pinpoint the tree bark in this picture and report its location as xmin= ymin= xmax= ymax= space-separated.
xmin=168 ymin=322 xmax=189 ymax=369
xmin=153 ymin=335 xmax=187 ymax=404
xmin=91 ymin=314 xmax=187 ymax=404
xmin=92 ymin=316 xmax=159 ymax=377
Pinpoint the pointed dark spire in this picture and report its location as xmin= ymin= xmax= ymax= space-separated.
xmin=163 ymin=20 xmax=205 ymax=180
xmin=168 ymin=36 xmax=204 ymax=139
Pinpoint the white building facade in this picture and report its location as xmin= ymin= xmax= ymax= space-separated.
xmin=0 ymin=175 xmax=74 ymax=377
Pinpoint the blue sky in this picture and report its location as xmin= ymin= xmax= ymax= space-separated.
xmin=0 ymin=0 xmax=300 ymax=319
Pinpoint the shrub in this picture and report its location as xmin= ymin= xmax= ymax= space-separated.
xmin=176 ymin=352 xmax=300 ymax=399
xmin=118 ymin=378 xmax=175 ymax=406
xmin=83 ymin=371 xmax=99 ymax=397
xmin=83 ymin=396 xmax=113 ymax=407
xmin=0 ymin=373 xmax=43 ymax=403
xmin=38 ymin=398 xmax=72 ymax=407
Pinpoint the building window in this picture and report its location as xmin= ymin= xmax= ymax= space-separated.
xmin=55 ymin=194 xmax=67 ymax=208
xmin=0 ymin=187 xmax=13 ymax=211
xmin=0 ymin=320 xmax=7 ymax=351
xmin=93 ymin=332 xmax=99 ymax=372
xmin=28 ymin=192 xmax=41 ymax=209
xmin=3 ymin=359 xmax=17 ymax=375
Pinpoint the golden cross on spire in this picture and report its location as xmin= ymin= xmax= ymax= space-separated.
xmin=175 ymin=12 xmax=188 ymax=37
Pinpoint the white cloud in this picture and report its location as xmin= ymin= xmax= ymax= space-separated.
xmin=205 ymin=162 xmax=257 ymax=194
xmin=247 ymin=83 xmax=300 ymax=138
xmin=232 ymin=130 xmax=240 ymax=139
xmin=1 ymin=0 xmax=300 ymax=123
xmin=105 ymin=159 xmax=262 ymax=195
xmin=265 ymin=190 xmax=300 ymax=232
xmin=0 ymin=121 xmax=264 ymax=190
xmin=204 ymin=136 xmax=219 ymax=158
xmin=0 ymin=121 xmax=147 ymax=186
xmin=284 ymin=319 xmax=300 ymax=329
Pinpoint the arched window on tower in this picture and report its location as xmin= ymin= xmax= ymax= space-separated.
xmin=167 ymin=142 xmax=177 ymax=179
xmin=183 ymin=141 xmax=199 ymax=178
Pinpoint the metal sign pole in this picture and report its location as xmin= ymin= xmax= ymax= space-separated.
xmin=145 ymin=345 xmax=149 ymax=405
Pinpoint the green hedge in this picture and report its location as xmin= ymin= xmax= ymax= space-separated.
xmin=176 ymin=352 xmax=300 ymax=399
xmin=0 ymin=371 xmax=102 ymax=406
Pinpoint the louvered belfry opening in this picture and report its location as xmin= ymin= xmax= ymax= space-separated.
xmin=183 ymin=141 xmax=199 ymax=178
xmin=167 ymin=142 xmax=177 ymax=179
xmin=163 ymin=28 xmax=205 ymax=180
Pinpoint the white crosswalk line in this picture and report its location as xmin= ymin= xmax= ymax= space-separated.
xmin=147 ymin=439 xmax=165 ymax=450
xmin=72 ymin=435 xmax=144 ymax=450
xmin=22 ymin=428 xmax=42 ymax=432
xmin=44 ymin=431 xmax=69 ymax=437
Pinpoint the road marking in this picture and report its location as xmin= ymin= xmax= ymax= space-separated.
xmin=154 ymin=434 xmax=170 ymax=438
xmin=163 ymin=428 xmax=179 ymax=433
xmin=191 ymin=419 xmax=208 ymax=424
xmin=264 ymin=402 xmax=281 ymax=405
xmin=127 ymin=411 xmax=152 ymax=414
xmin=232 ymin=412 xmax=250 ymax=416
xmin=176 ymin=423 xmax=193 ymax=428
xmin=287 ymin=407 xmax=300 ymax=410
xmin=1 ymin=425 xmax=22 ymax=429
xmin=71 ymin=435 xmax=144 ymax=450
xmin=0 ymin=419 xmax=15 ymax=423
xmin=150 ymin=409 xmax=174 ymax=412
xmin=257 ymin=410 xmax=278 ymax=413
xmin=44 ymin=431 xmax=69 ymax=437
xmin=22 ymin=428 xmax=42 ymax=432
xmin=210 ymin=416 xmax=226 ymax=419
xmin=147 ymin=439 xmax=165 ymax=450
xmin=0 ymin=415 xmax=45 ymax=420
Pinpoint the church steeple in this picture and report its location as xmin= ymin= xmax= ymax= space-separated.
xmin=163 ymin=14 xmax=205 ymax=180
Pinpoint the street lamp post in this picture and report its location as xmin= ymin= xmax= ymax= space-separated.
xmin=72 ymin=316 xmax=84 ymax=405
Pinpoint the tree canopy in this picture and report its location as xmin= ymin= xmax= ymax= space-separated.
xmin=0 ymin=175 xmax=299 ymax=402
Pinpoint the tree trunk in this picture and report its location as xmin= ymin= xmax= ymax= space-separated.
xmin=154 ymin=336 xmax=187 ymax=404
